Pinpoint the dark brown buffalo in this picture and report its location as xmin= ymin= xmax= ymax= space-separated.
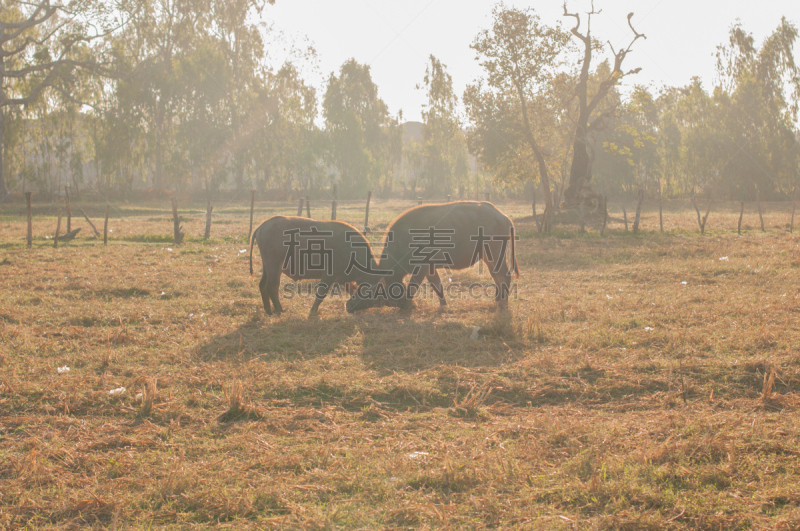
xmin=346 ymin=201 xmax=518 ymax=313
xmin=249 ymin=216 xmax=378 ymax=317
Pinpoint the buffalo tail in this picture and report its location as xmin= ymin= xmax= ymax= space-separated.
xmin=249 ymin=225 xmax=257 ymax=279
xmin=511 ymin=225 xmax=519 ymax=279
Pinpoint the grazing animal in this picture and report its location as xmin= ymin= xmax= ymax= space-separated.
xmin=249 ymin=216 xmax=379 ymax=317
xmin=346 ymin=201 xmax=518 ymax=313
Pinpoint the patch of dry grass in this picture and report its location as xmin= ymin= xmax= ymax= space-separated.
xmin=1 ymin=199 xmax=799 ymax=529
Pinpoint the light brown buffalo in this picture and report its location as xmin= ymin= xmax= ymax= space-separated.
xmin=346 ymin=201 xmax=518 ymax=313
xmin=249 ymin=216 xmax=378 ymax=316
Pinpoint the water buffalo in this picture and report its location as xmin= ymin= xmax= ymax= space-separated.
xmin=249 ymin=216 xmax=378 ymax=317
xmin=346 ymin=201 xmax=519 ymax=313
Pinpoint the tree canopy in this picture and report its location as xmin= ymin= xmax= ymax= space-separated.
xmin=1 ymin=1 xmax=798 ymax=204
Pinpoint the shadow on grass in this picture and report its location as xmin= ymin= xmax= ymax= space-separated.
xmin=197 ymin=305 xmax=515 ymax=370
xmin=194 ymin=304 xmax=521 ymax=416
xmin=195 ymin=316 xmax=360 ymax=362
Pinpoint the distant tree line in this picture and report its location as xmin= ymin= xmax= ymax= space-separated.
xmin=1 ymin=1 xmax=798 ymax=204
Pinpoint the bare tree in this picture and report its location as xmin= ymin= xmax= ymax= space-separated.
xmin=562 ymin=1 xmax=645 ymax=205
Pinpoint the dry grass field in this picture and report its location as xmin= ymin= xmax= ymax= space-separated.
xmin=1 ymin=197 xmax=800 ymax=529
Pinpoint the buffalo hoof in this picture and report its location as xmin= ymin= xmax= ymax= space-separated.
xmin=397 ymin=299 xmax=414 ymax=312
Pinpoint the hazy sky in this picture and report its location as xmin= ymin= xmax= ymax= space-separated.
xmin=265 ymin=1 xmax=798 ymax=123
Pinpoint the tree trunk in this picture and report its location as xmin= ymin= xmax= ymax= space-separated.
xmin=153 ymin=123 xmax=163 ymax=190
xmin=566 ymin=136 xmax=591 ymax=203
xmin=563 ymin=26 xmax=594 ymax=205
xmin=633 ymin=190 xmax=643 ymax=235
xmin=0 ymin=108 xmax=6 ymax=201
xmin=513 ymin=81 xmax=552 ymax=211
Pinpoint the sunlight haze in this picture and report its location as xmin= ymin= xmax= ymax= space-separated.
xmin=268 ymin=0 xmax=799 ymax=121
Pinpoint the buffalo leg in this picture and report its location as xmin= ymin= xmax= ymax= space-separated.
xmin=488 ymin=265 xmax=512 ymax=309
xmin=427 ymin=271 xmax=447 ymax=306
xmin=258 ymin=270 xmax=272 ymax=315
xmin=405 ymin=269 xmax=429 ymax=306
xmin=309 ymin=278 xmax=333 ymax=316
xmin=266 ymin=273 xmax=283 ymax=315
xmin=379 ymin=273 xmax=407 ymax=308
xmin=485 ymin=244 xmax=512 ymax=309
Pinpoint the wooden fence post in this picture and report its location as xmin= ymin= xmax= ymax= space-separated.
xmin=171 ymin=196 xmax=184 ymax=244
xmin=363 ymin=191 xmax=372 ymax=234
xmin=64 ymin=185 xmax=71 ymax=233
xmin=738 ymin=202 xmax=744 ymax=235
xmin=79 ymin=209 xmax=100 ymax=238
xmin=601 ymin=196 xmax=608 ymax=236
xmin=757 ymin=192 xmax=765 ymax=232
xmin=249 ymin=189 xmax=255 ymax=243
xmin=203 ymin=200 xmax=213 ymax=240
xmin=296 ymin=197 xmax=304 ymax=216
xmin=26 ymin=192 xmax=32 ymax=249
xmin=103 ymin=205 xmax=109 ymax=246
xmin=306 ymin=197 xmax=311 ymax=218
xmin=54 ymin=209 xmax=62 ymax=248
xmin=623 ymin=206 xmax=629 ymax=232
xmin=702 ymin=203 xmax=712 ymax=235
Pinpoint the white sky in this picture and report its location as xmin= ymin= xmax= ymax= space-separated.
xmin=264 ymin=1 xmax=798 ymax=123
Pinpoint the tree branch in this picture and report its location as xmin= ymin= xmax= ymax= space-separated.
xmin=627 ymin=13 xmax=646 ymax=43
xmin=0 ymin=64 xmax=61 ymax=107
xmin=0 ymin=2 xmax=58 ymax=41
xmin=562 ymin=2 xmax=587 ymax=43
xmin=586 ymin=107 xmax=616 ymax=133
xmin=583 ymin=13 xmax=646 ymax=119
xmin=2 ymin=36 xmax=38 ymax=58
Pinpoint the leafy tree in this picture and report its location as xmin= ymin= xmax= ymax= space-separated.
xmin=210 ymin=0 xmax=275 ymax=191
xmin=323 ymin=59 xmax=393 ymax=197
xmin=418 ymin=55 xmax=467 ymax=196
xmin=252 ymin=62 xmax=320 ymax=195
xmin=380 ymin=110 xmax=403 ymax=196
xmin=1 ymin=0 xmax=119 ymax=199
xmin=403 ymin=137 xmax=424 ymax=194
xmin=713 ymin=18 xmax=800 ymax=198
xmin=466 ymin=5 xmax=570 ymax=212
xmin=593 ymin=85 xmax=658 ymax=196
